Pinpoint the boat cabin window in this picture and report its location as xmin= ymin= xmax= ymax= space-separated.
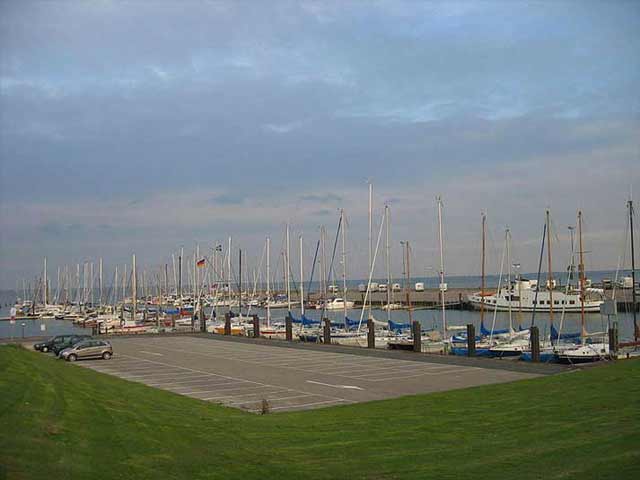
xmin=569 ymin=300 xmax=575 ymax=305
xmin=554 ymin=300 xmax=559 ymax=305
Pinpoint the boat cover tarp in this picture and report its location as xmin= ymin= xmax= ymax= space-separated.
xmin=388 ymin=320 xmax=411 ymax=332
xmin=302 ymin=314 xmax=320 ymax=326
xmin=550 ymin=324 xmax=581 ymax=341
xmin=480 ymin=321 xmax=510 ymax=336
xmin=290 ymin=314 xmax=321 ymax=326
xmin=163 ymin=308 xmax=179 ymax=315
xmin=345 ymin=317 xmax=363 ymax=329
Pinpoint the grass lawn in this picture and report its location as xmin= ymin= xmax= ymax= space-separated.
xmin=0 ymin=345 xmax=639 ymax=479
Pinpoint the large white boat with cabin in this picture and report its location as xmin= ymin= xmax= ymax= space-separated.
xmin=321 ymin=297 xmax=355 ymax=310
xmin=467 ymin=278 xmax=604 ymax=313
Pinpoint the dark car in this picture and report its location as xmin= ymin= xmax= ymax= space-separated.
xmin=52 ymin=335 xmax=92 ymax=356
xmin=34 ymin=335 xmax=77 ymax=353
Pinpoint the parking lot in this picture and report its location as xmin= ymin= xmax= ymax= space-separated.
xmin=67 ymin=335 xmax=544 ymax=413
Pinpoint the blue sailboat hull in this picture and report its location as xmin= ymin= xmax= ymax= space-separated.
xmin=451 ymin=347 xmax=492 ymax=357
xmin=520 ymin=351 xmax=558 ymax=363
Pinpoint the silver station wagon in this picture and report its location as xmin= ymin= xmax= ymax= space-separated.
xmin=60 ymin=339 xmax=113 ymax=362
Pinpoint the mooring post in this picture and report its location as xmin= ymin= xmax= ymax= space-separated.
xmin=199 ymin=306 xmax=206 ymax=333
xmin=412 ymin=321 xmax=421 ymax=352
xmin=252 ymin=314 xmax=260 ymax=338
xmin=530 ymin=325 xmax=540 ymax=362
xmin=467 ymin=324 xmax=476 ymax=357
xmin=367 ymin=318 xmax=375 ymax=349
xmin=323 ymin=318 xmax=331 ymax=344
xmin=608 ymin=323 xmax=618 ymax=359
xmin=285 ymin=314 xmax=293 ymax=341
xmin=224 ymin=312 xmax=231 ymax=336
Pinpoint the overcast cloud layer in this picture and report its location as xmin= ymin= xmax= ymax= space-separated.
xmin=1 ymin=0 xmax=639 ymax=288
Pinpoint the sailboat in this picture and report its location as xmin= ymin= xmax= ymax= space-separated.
xmin=558 ymin=211 xmax=610 ymax=363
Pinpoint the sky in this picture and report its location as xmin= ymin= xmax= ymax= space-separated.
xmin=1 ymin=0 xmax=639 ymax=290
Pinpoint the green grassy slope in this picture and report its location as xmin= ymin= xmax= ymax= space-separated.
xmin=0 ymin=345 xmax=638 ymax=480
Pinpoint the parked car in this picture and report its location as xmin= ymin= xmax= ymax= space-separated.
xmin=60 ymin=339 xmax=113 ymax=362
xmin=52 ymin=334 xmax=92 ymax=356
xmin=34 ymin=335 xmax=77 ymax=353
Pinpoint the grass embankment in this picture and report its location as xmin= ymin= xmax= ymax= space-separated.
xmin=0 ymin=346 xmax=639 ymax=480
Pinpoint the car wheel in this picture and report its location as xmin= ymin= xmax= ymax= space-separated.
xmin=42 ymin=346 xmax=48 ymax=353
xmin=102 ymin=352 xmax=112 ymax=360
xmin=67 ymin=354 xmax=77 ymax=362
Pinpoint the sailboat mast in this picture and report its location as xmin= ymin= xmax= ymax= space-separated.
xmin=227 ymin=237 xmax=232 ymax=311
xmin=178 ymin=247 xmax=183 ymax=300
xmin=404 ymin=241 xmax=412 ymax=324
xmin=286 ymin=224 xmax=291 ymax=313
xmin=437 ymin=196 xmax=446 ymax=337
xmin=320 ymin=226 xmax=326 ymax=303
xmin=385 ymin=205 xmax=391 ymax=324
xmin=578 ymin=211 xmax=587 ymax=343
xmin=480 ymin=212 xmax=486 ymax=327
xmin=239 ymin=248 xmax=242 ymax=316
xmin=266 ymin=237 xmax=271 ymax=327
xmin=300 ymin=235 xmax=305 ymax=317
xmin=99 ymin=258 xmax=103 ymax=307
xmin=506 ymin=228 xmax=513 ymax=331
xmin=629 ymin=200 xmax=638 ymax=341
xmin=546 ymin=209 xmax=554 ymax=332
xmin=341 ymin=209 xmax=348 ymax=325
xmin=43 ymin=257 xmax=48 ymax=305
xmin=132 ymin=254 xmax=137 ymax=323
xmin=368 ymin=181 xmax=373 ymax=318
xmin=196 ymin=244 xmax=200 ymax=301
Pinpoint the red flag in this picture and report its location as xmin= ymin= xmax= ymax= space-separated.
xmin=196 ymin=259 xmax=206 ymax=268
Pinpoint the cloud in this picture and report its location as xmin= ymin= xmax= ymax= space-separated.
xmin=263 ymin=119 xmax=307 ymax=134
xmin=299 ymin=193 xmax=343 ymax=204
xmin=0 ymin=1 xmax=639 ymax=287
xmin=209 ymin=193 xmax=245 ymax=206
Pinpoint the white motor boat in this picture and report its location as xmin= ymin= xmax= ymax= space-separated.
xmin=468 ymin=279 xmax=604 ymax=313
xmin=322 ymin=297 xmax=355 ymax=310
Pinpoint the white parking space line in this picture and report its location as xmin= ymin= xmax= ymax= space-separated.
xmin=347 ymin=366 xmax=441 ymax=378
xmin=255 ymin=393 xmax=317 ymax=403
xmin=364 ymin=368 xmax=479 ymax=382
xmin=217 ymin=390 xmax=294 ymax=404
xmin=267 ymin=399 xmax=351 ymax=411
xmin=200 ymin=386 xmax=282 ymax=401
xmin=150 ymin=378 xmax=245 ymax=388
xmin=178 ymin=386 xmax=282 ymax=396
xmin=119 ymin=371 xmax=201 ymax=379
